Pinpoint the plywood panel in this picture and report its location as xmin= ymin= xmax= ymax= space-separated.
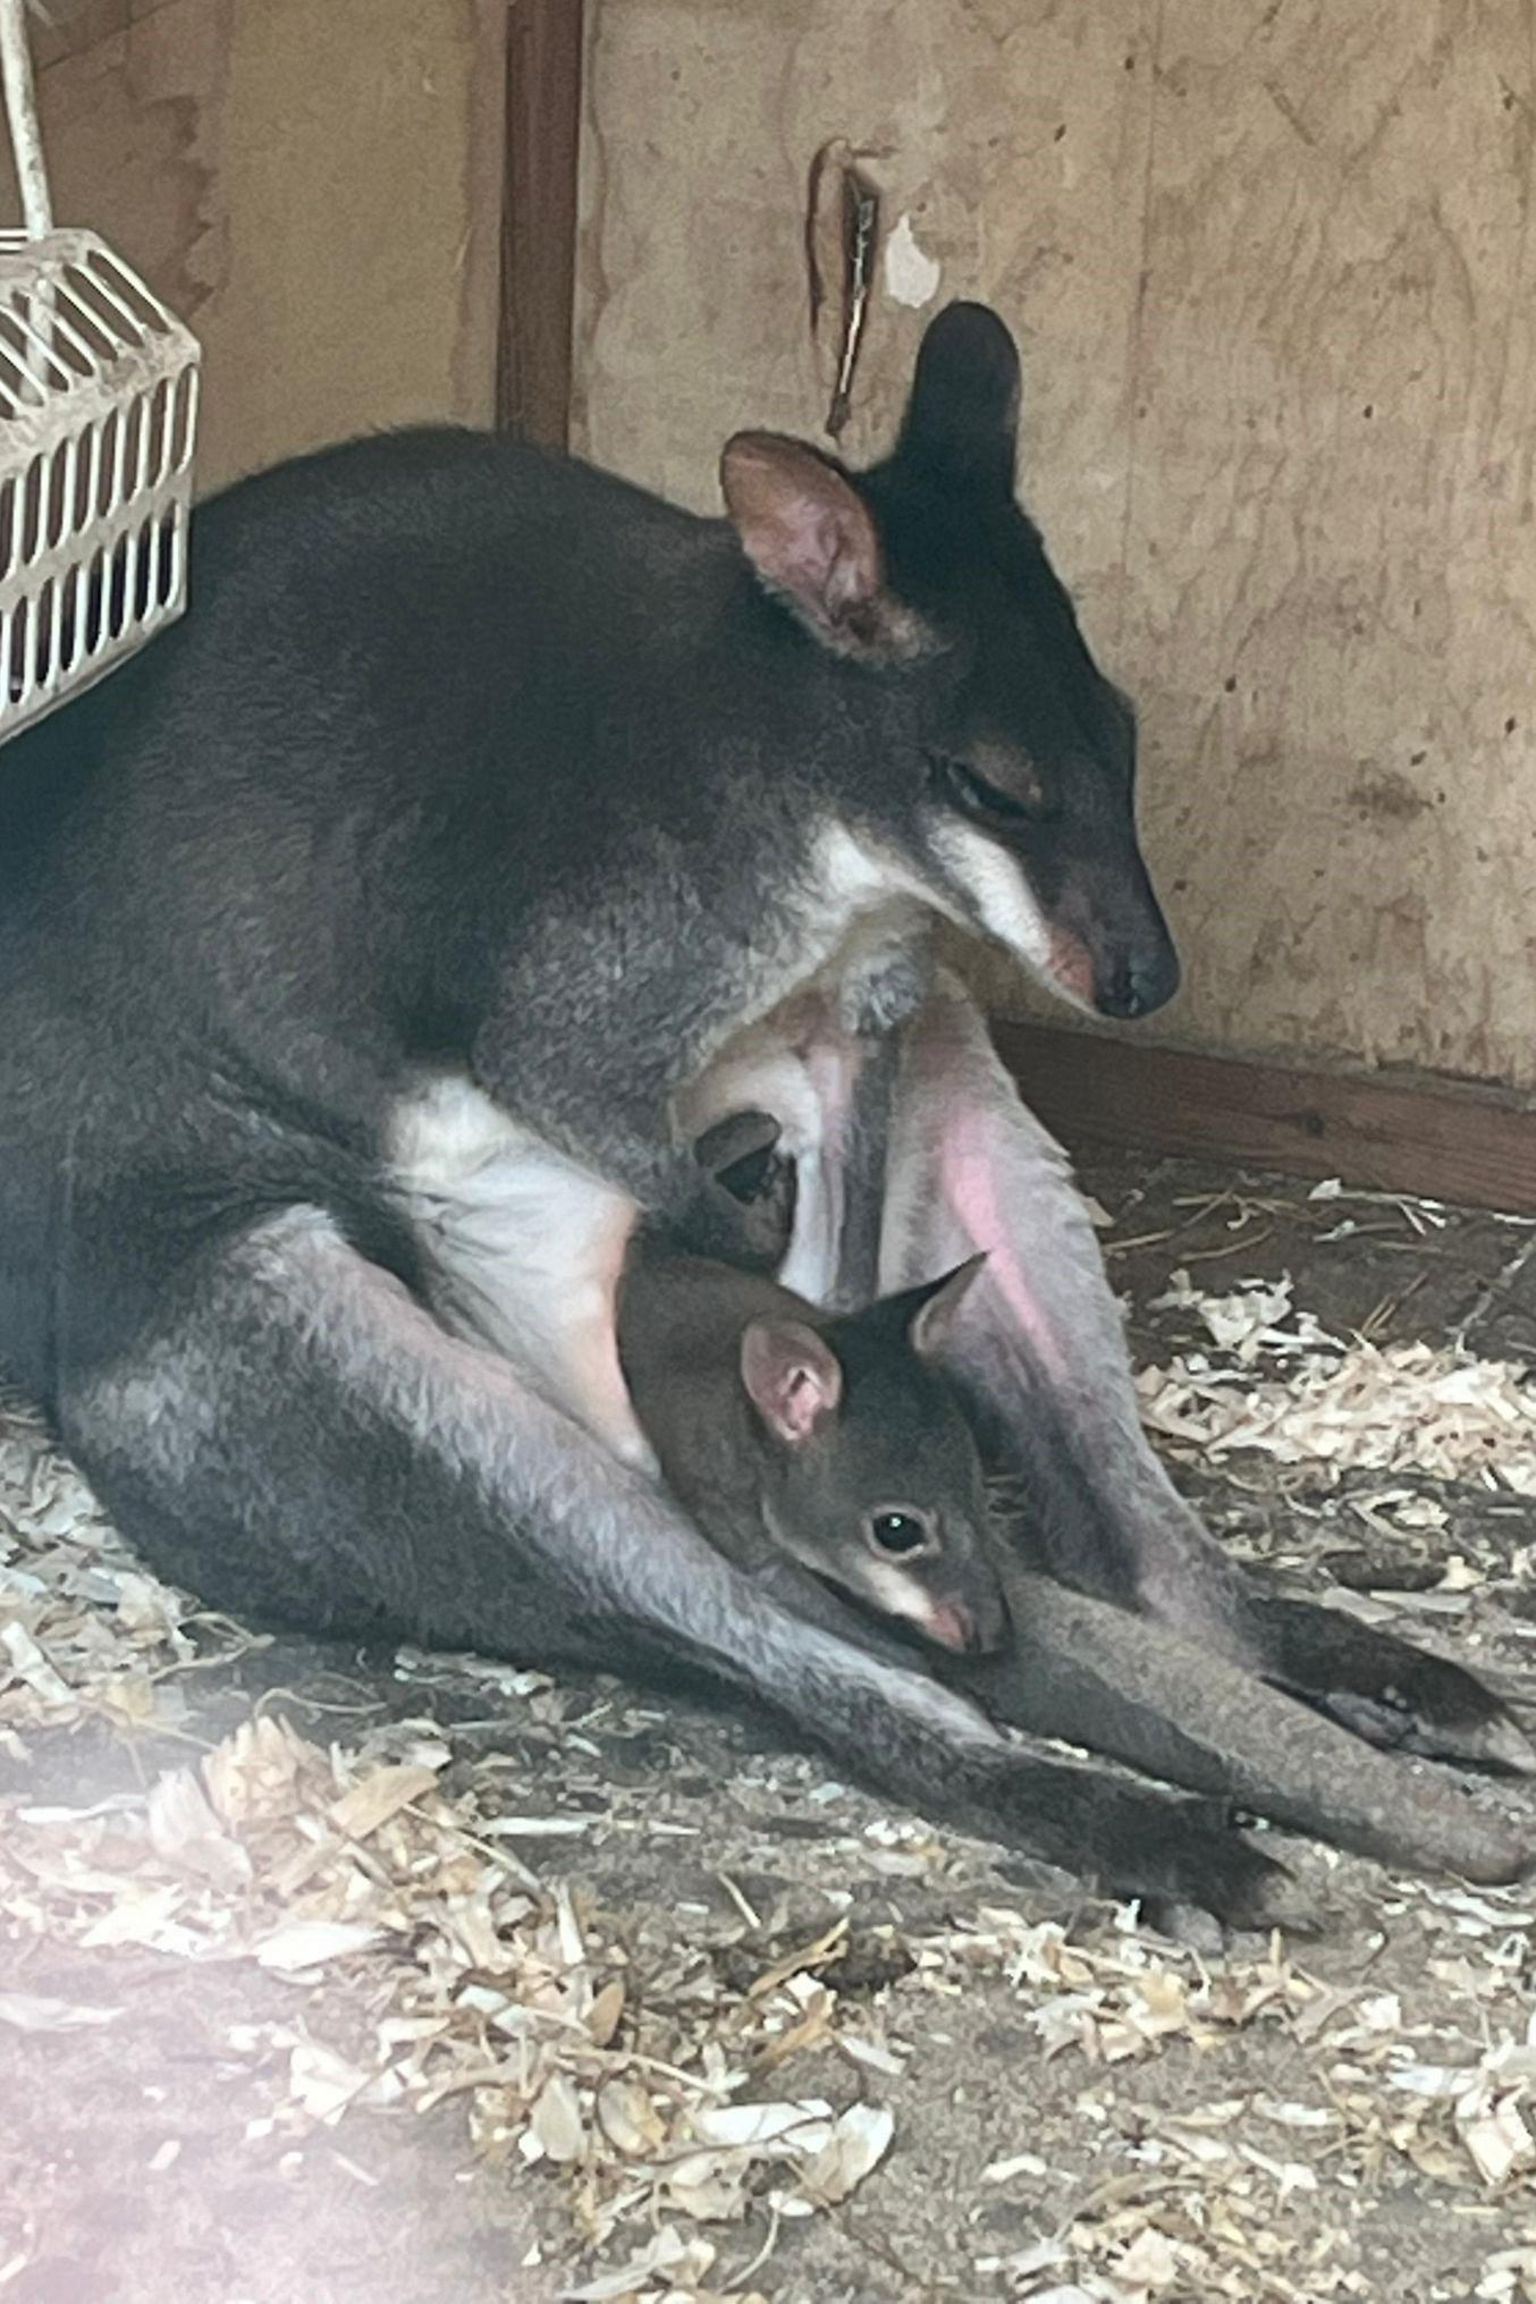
xmin=1125 ymin=0 xmax=1536 ymax=1088
xmin=578 ymin=0 xmax=1536 ymax=1096
xmin=576 ymin=0 xmax=1158 ymax=652
xmin=0 ymin=0 xmax=504 ymax=490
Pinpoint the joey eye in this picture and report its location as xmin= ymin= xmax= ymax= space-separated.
xmin=927 ymin=751 xmax=1052 ymax=826
xmin=866 ymin=1508 xmax=937 ymax=1559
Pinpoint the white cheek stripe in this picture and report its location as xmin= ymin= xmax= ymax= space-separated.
xmin=928 ymin=820 xmax=1053 ymax=968
xmin=859 ymin=1556 xmax=944 ymax=1632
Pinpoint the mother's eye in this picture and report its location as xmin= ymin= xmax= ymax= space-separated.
xmin=926 ymin=751 xmax=1053 ymax=826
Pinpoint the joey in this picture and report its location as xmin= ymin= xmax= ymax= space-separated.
xmin=619 ymin=1219 xmax=1006 ymax=1659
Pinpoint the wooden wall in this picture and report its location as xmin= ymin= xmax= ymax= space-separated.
xmin=574 ymin=1 xmax=1536 ymax=1096
xmin=7 ymin=0 xmax=505 ymax=491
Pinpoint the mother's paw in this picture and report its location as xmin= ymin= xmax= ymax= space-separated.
xmin=1252 ymin=1592 xmax=1536 ymax=1776
xmin=1122 ymin=1802 xmax=1316 ymax=1937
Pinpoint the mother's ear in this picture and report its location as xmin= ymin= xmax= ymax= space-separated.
xmin=720 ymin=431 xmax=928 ymax=662
xmin=899 ymin=1252 xmax=989 ymax=1359
xmin=896 ymin=301 xmax=1021 ymax=498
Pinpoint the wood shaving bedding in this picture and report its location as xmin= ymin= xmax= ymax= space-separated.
xmin=4 ymin=1234 xmax=1536 ymax=2303
xmin=1140 ymin=1272 xmax=1536 ymax=1494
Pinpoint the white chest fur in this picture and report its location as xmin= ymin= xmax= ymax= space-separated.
xmin=387 ymin=1076 xmax=651 ymax=1463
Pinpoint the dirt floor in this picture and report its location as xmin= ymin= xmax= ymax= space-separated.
xmin=3 ymin=1154 xmax=1536 ymax=2304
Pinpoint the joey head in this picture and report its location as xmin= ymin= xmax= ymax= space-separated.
xmin=618 ymin=1123 xmax=1005 ymax=1657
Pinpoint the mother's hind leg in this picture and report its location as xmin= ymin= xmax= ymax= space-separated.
xmin=876 ymin=972 xmax=1532 ymax=1774
xmin=56 ymin=1201 xmax=1301 ymax=1925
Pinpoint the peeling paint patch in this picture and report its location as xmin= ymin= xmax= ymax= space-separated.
xmin=884 ymin=213 xmax=941 ymax=308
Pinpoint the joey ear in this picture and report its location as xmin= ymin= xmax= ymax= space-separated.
xmin=740 ymin=1317 xmax=843 ymax=1444
xmin=897 ymin=301 xmax=1021 ymax=497
xmin=899 ymin=1252 xmax=989 ymax=1359
xmin=719 ymin=431 xmax=925 ymax=661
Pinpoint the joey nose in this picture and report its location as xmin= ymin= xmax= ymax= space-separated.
xmin=927 ymin=1599 xmax=977 ymax=1654
xmin=928 ymin=1595 xmax=1008 ymax=1655
xmin=1097 ymin=940 xmax=1181 ymax=1021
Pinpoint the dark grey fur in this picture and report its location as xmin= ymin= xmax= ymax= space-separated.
xmin=617 ymin=1231 xmax=1008 ymax=1658
xmin=0 ymin=303 xmax=1524 ymax=1928
xmin=945 ymin=1554 xmax=1524 ymax=1885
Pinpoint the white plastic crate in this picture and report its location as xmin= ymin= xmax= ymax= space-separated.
xmin=0 ymin=234 xmax=199 ymax=740
xmin=0 ymin=0 xmax=200 ymax=743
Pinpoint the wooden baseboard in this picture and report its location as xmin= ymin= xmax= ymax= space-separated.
xmin=994 ymin=1021 xmax=1536 ymax=1218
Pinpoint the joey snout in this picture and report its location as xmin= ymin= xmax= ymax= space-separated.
xmin=922 ymin=1580 xmax=1009 ymax=1657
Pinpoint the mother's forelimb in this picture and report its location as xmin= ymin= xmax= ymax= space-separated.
xmin=875 ymin=972 xmax=1532 ymax=1775
xmin=60 ymin=1203 xmax=1298 ymax=1927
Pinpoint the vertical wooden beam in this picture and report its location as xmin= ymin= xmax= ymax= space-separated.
xmin=497 ymin=0 xmax=584 ymax=447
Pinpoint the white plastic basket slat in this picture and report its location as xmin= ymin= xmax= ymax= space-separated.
xmin=0 ymin=0 xmax=199 ymax=743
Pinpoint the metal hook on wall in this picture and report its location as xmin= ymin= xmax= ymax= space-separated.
xmin=804 ymin=139 xmax=882 ymax=442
